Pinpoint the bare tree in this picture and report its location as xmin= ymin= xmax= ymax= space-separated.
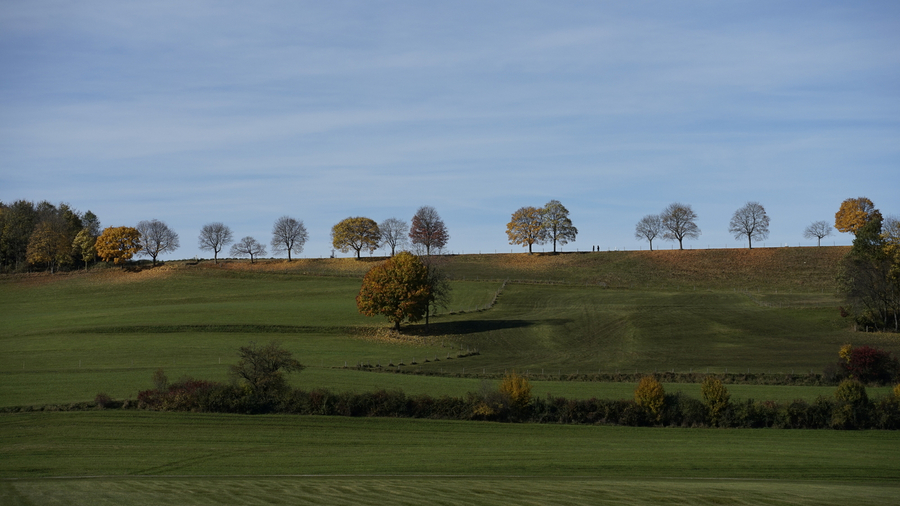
xmin=729 ymin=202 xmax=770 ymax=249
xmin=542 ymin=200 xmax=577 ymax=253
xmin=198 ymin=222 xmax=233 ymax=264
xmin=230 ymin=236 xmax=267 ymax=263
xmin=634 ymin=214 xmax=662 ymax=251
xmin=420 ymin=254 xmax=452 ymax=329
xmin=409 ymin=206 xmax=449 ymax=255
xmin=136 ymin=219 xmax=179 ymax=266
xmin=271 ymin=216 xmax=308 ymax=261
xmin=661 ymin=203 xmax=700 ymax=250
xmin=803 ymin=220 xmax=833 ymax=247
xmin=379 ymin=217 xmax=409 ymax=256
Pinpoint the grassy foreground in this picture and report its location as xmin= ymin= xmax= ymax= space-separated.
xmin=2 ymin=411 xmax=899 ymax=505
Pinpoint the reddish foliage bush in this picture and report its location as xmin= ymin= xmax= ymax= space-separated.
xmin=842 ymin=346 xmax=900 ymax=384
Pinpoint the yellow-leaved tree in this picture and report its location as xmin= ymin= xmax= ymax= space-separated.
xmin=835 ymin=197 xmax=880 ymax=235
xmin=700 ymin=375 xmax=731 ymax=426
xmin=356 ymin=251 xmax=431 ymax=330
xmin=506 ymin=206 xmax=547 ymax=254
xmin=499 ymin=371 xmax=532 ymax=410
xmin=95 ymin=226 xmax=141 ymax=265
xmin=26 ymin=220 xmax=73 ymax=273
xmin=331 ymin=216 xmax=380 ymax=259
xmin=72 ymin=228 xmax=98 ymax=269
xmin=634 ymin=375 xmax=665 ymax=422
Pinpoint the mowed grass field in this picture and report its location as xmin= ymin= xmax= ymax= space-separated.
xmin=3 ymin=248 xmax=900 ymax=504
xmin=2 ymin=411 xmax=900 ymax=505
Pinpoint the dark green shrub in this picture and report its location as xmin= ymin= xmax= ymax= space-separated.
xmin=665 ymin=393 xmax=707 ymax=427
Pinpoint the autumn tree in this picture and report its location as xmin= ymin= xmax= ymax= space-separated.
xmin=409 ymin=206 xmax=449 ymax=255
xmin=661 ymin=202 xmax=700 ymax=250
xmin=379 ymin=217 xmax=408 ymax=256
xmin=198 ymin=222 xmax=233 ymax=264
xmin=230 ymin=236 xmax=267 ymax=263
xmin=72 ymin=228 xmax=98 ymax=269
xmin=838 ymin=214 xmax=900 ymax=331
xmin=634 ymin=375 xmax=665 ymax=422
xmin=356 ymin=251 xmax=431 ymax=330
xmin=804 ymin=220 xmax=833 ymax=247
xmin=271 ymin=216 xmax=308 ymax=261
xmin=506 ymin=206 xmax=547 ymax=254
xmin=835 ymin=197 xmax=880 ymax=236
xmin=332 ymin=217 xmax=380 ymax=259
xmin=26 ymin=220 xmax=73 ymax=272
xmin=634 ymin=214 xmax=662 ymax=251
xmin=95 ymin=226 xmax=142 ymax=265
xmin=136 ymin=219 xmax=179 ymax=266
xmin=542 ymin=200 xmax=577 ymax=253
xmin=729 ymin=201 xmax=770 ymax=249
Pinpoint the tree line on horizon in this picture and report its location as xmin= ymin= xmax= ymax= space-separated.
xmin=1 ymin=196 xmax=897 ymax=270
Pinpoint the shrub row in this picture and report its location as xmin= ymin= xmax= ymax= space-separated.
xmin=352 ymin=367 xmax=892 ymax=387
xmin=128 ymin=378 xmax=900 ymax=430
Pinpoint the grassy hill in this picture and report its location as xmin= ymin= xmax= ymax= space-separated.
xmin=2 ymin=246 xmax=897 ymax=408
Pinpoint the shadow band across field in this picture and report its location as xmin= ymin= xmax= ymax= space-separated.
xmin=71 ymin=320 xmax=541 ymax=337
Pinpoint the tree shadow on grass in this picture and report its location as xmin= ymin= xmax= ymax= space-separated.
xmin=411 ymin=319 xmax=557 ymax=336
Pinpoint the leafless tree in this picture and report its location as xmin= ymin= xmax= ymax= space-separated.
xmin=230 ymin=236 xmax=267 ymax=263
xmin=198 ymin=222 xmax=233 ymax=264
xmin=419 ymin=254 xmax=452 ymax=328
xmin=542 ymin=200 xmax=577 ymax=253
xmin=729 ymin=202 xmax=770 ymax=249
xmin=409 ymin=206 xmax=449 ymax=255
xmin=634 ymin=214 xmax=662 ymax=251
xmin=803 ymin=220 xmax=833 ymax=247
xmin=271 ymin=216 xmax=308 ymax=261
xmin=661 ymin=203 xmax=700 ymax=250
xmin=136 ymin=219 xmax=179 ymax=266
xmin=379 ymin=217 xmax=409 ymax=256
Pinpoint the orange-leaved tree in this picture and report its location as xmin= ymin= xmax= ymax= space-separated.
xmin=506 ymin=206 xmax=547 ymax=254
xmin=95 ymin=226 xmax=141 ymax=265
xmin=331 ymin=216 xmax=380 ymax=259
xmin=835 ymin=197 xmax=880 ymax=236
xmin=356 ymin=251 xmax=431 ymax=330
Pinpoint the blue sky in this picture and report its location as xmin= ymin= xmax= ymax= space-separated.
xmin=2 ymin=1 xmax=898 ymax=260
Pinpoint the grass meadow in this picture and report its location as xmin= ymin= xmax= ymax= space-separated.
xmin=2 ymin=248 xmax=899 ymax=504
xmin=2 ymin=411 xmax=899 ymax=505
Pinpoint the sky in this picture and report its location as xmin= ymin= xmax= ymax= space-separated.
xmin=2 ymin=1 xmax=898 ymax=260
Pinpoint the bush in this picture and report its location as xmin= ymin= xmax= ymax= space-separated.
xmin=498 ymin=372 xmax=532 ymax=410
xmin=839 ymin=345 xmax=899 ymax=385
xmin=700 ymin=375 xmax=730 ymax=426
xmin=94 ymin=392 xmax=113 ymax=409
xmin=834 ymin=378 xmax=868 ymax=405
xmin=634 ymin=376 xmax=665 ymax=423
xmin=831 ymin=379 xmax=870 ymax=429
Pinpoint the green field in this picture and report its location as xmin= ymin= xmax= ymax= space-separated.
xmin=2 ymin=411 xmax=899 ymax=505
xmin=3 ymin=249 xmax=894 ymax=407
xmin=2 ymin=249 xmax=899 ymax=504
